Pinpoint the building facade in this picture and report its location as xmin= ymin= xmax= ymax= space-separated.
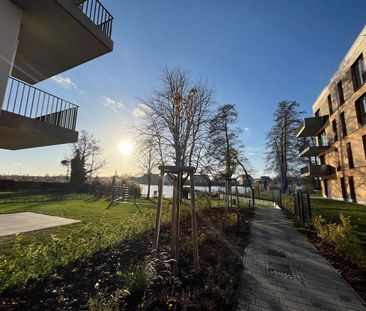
xmin=0 ymin=0 xmax=113 ymax=150
xmin=298 ymin=26 xmax=366 ymax=204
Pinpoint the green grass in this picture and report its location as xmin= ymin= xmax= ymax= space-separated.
xmin=0 ymin=194 xmax=169 ymax=291
xmin=310 ymin=198 xmax=366 ymax=256
xmin=240 ymin=192 xmax=274 ymax=201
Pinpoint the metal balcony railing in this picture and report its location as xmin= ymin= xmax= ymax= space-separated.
xmin=3 ymin=77 xmax=78 ymax=131
xmin=74 ymin=0 xmax=113 ymax=38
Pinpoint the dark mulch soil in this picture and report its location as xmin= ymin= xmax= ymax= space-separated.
xmin=0 ymin=207 xmax=254 ymax=311
xmin=283 ymin=210 xmax=366 ymax=302
xmin=0 ymin=230 xmax=158 ymax=311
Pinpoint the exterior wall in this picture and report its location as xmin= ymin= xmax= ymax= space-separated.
xmin=0 ymin=1 xmax=22 ymax=111
xmin=312 ymin=26 xmax=366 ymax=204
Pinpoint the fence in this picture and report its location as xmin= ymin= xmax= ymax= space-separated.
xmin=293 ymin=191 xmax=312 ymax=225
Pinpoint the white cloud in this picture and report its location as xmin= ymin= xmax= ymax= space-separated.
xmin=132 ymin=103 xmax=149 ymax=118
xmin=132 ymin=108 xmax=145 ymax=117
xmin=243 ymin=127 xmax=250 ymax=132
xmin=51 ymin=74 xmax=79 ymax=90
xmin=101 ymin=96 xmax=123 ymax=110
xmin=246 ymin=146 xmax=263 ymax=156
xmin=13 ymin=161 xmax=24 ymax=168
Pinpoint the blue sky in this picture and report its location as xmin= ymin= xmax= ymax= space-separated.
xmin=2 ymin=0 xmax=366 ymax=177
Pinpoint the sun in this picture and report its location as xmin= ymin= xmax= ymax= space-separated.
xmin=118 ymin=140 xmax=134 ymax=156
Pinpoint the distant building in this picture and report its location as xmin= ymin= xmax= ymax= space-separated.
xmin=132 ymin=174 xmax=174 ymax=185
xmin=297 ymin=26 xmax=366 ymax=204
xmin=237 ymin=174 xmax=254 ymax=187
xmin=0 ymin=0 xmax=114 ymax=150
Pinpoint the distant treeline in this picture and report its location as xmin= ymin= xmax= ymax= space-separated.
xmin=0 ymin=180 xmax=69 ymax=193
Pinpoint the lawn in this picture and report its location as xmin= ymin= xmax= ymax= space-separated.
xmin=310 ymin=197 xmax=366 ymax=255
xmin=0 ymin=193 xmax=254 ymax=310
xmin=0 ymin=194 xmax=165 ymax=292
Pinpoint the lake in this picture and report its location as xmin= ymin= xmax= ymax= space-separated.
xmin=139 ymin=184 xmax=251 ymax=198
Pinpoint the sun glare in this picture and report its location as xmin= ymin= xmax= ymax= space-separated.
xmin=118 ymin=140 xmax=134 ymax=156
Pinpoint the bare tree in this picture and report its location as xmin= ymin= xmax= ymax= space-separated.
xmin=67 ymin=130 xmax=106 ymax=187
xmin=235 ymin=153 xmax=256 ymax=206
xmin=265 ymin=100 xmax=304 ymax=192
xmin=205 ymin=104 xmax=252 ymax=208
xmin=60 ymin=159 xmax=71 ymax=181
xmin=136 ymin=134 xmax=159 ymax=199
xmin=138 ymin=67 xmax=214 ymax=173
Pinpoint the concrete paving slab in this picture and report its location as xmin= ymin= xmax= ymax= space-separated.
xmin=0 ymin=212 xmax=80 ymax=237
xmin=237 ymin=207 xmax=366 ymax=311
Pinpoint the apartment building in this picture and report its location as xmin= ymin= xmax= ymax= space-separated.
xmin=298 ymin=26 xmax=366 ymax=204
xmin=0 ymin=0 xmax=113 ymax=150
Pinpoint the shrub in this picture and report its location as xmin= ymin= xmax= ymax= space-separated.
xmin=196 ymin=196 xmax=212 ymax=209
xmin=281 ymin=195 xmax=294 ymax=213
xmin=312 ymin=214 xmax=363 ymax=262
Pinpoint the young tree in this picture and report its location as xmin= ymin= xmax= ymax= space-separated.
xmin=205 ymin=104 xmax=252 ymax=208
xmin=206 ymin=104 xmax=239 ymax=180
xmin=138 ymin=67 xmax=213 ymax=171
xmin=60 ymin=159 xmax=71 ymax=181
xmin=136 ymin=135 xmax=158 ymax=199
xmin=265 ymin=100 xmax=304 ymax=191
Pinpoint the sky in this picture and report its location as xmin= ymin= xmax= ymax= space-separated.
xmin=2 ymin=0 xmax=366 ymax=178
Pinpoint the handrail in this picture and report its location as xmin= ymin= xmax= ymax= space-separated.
xmin=3 ymin=76 xmax=79 ymax=131
xmin=74 ymin=0 xmax=114 ymax=38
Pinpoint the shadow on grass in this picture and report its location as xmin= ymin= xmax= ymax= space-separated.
xmin=0 ymin=226 xmax=160 ymax=310
xmin=0 ymin=207 xmax=254 ymax=311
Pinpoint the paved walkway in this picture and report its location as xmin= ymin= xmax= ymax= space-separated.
xmin=0 ymin=212 xmax=80 ymax=237
xmin=237 ymin=207 xmax=366 ymax=311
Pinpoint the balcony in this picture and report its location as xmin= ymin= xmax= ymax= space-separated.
xmin=10 ymin=0 xmax=114 ymax=84
xmin=297 ymin=116 xmax=328 ymax=138
xmin=0 ymin=77 xmax=78 ymax=150
xmin=300 ymin=164 xmax=336 ymax=178
xmin=299 ymin=145 xmax=330 ymax=157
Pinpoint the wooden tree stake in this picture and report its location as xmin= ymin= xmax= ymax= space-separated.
xmin=153 ymin=171 xmax=164 ymax=251
xmin=190 ymin=171 xmax=199 ymax=272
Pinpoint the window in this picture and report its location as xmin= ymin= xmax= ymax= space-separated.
xmin=337 ymin=80 xmax=345 ymax=105
xmin=327 ymin=94 xmax=333 ymax=115
xmin=317 ymin=130 xmax=328 ymax=146
xmin=356 ymin=93 xmax=366 ymax=126
xmin=340 ymin=112 xmax=347 ymax=137
xmin=332 ymin=120 xmax=338 ymax=142
xmin=351 ymin=54 xmax=366 ymax=90
xmin=340 ymin=177 xmax=347 ymax=200
xmin=349 ymin=176 xmax=356 ymax=202
xmin=315 ymin=109 xmax=320 ymax=117
xmin=363 ymin=135 xmax=366 ymax=160
xmin=346 ymin=142 xmax=354 ymax=168
xmin=335 ymin=148 xmax=341 ymax=170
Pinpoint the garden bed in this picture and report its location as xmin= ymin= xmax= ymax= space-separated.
xmin=283 ymin=210 xmax=366 ymax=302
xmin=301 ymin=227 xmax=366 ymax=301
xmin=0 ymin=206 xmax=253 ymax=310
